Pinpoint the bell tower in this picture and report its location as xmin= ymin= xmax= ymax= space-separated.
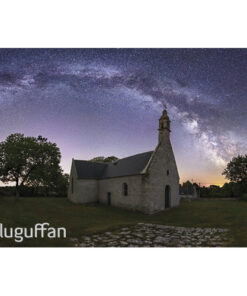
xmin=158 ymin=109 xmax=171 ymax=143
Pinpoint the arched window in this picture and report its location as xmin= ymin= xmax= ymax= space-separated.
xmin=123 ymin=183 xmax=128 ymax=196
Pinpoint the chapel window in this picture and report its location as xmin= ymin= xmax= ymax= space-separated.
xmin=123 ymin=183 xmax=128 ymax=196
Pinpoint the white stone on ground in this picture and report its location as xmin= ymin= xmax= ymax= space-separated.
xmin=73 ymin=223 xmax=229 ymax=247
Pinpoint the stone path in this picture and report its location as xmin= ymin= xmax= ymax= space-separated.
xmin=71 ymin=223 xmax=230 ymax=247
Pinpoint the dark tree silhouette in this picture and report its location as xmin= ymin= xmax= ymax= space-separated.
xmin=222 ymin=155 xmax=247 ymax=183
xmin=0 ymin=133 xmax=64 ymax=197
xmin=90 ymin=156 xmax=118 ymax=163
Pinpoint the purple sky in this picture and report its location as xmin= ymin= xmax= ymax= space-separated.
xmin=0 ymin=49 xmax=246 ymax=185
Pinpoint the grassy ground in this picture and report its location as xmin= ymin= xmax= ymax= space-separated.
xmin=0 ymin=197 xmax=246 ymax=247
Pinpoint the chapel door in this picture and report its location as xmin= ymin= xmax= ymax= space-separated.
xmin=165 ymin=185 xmax=170 ymax=209
xmin=107 ymin=192 xmax=111 ymax=206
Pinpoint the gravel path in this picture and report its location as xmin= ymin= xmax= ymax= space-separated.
xmin=71 ymin=223 xmax=230 ymax=247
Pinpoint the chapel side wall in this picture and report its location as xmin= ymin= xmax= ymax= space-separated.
xmin=74 ymin=179 xmax=98 ymax=203
xmin=98 ymin=175 xmax=146 ymax=212
xmin=144 ymin=134 xmax=180 ymax=214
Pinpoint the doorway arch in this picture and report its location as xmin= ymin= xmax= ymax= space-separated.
xmin=165 ymin=185 xmax=170 ymax=209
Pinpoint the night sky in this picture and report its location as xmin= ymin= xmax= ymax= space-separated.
xmin=0 ymin=49 xmax=246 ymax=185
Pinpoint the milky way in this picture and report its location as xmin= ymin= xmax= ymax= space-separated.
xmin=0 ymin=49 xmax=246 ymax=185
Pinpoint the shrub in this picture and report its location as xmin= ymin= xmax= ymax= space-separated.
xmin=0 ymin=186 xmax=16 ymax=197
xmin=240 ymin=193 xmax=247 ymax=201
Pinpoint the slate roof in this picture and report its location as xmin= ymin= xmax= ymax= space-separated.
xmin=74 ymin=160 xmax=107 ymax=179
xmin=74 ymin=151 xmax=153 ymax=179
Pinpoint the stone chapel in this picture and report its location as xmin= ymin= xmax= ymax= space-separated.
xmin=68 ymin=109 xmax=180 ymax=214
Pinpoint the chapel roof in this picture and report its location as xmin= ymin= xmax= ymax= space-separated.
xmin=74 ymin=151 xmax=153 ymax=179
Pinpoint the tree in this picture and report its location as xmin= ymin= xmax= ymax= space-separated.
xmin=0 ymin=133 xmax=62 ymax=197
xmin=181 ymin=180 xmax=193 ymax=195
xmin=90 ymin=156 xmax=105 ymax=163
xmin=222 ymin=155 xmax=247 ymax=183
xmin=36 ymin=172 xmax=69 ymax=197
xmin=90 ymin=156 xmax=118 ymax=163
xmin=55 ymin=173 xmax=69 ymax=197
xmin=104 ymin=156 xmax=119 ymax=163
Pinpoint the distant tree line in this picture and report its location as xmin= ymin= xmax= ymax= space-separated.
xmin=180 ymin=181 xmax=247 ymax=198
xmin=0 ymin=179 xmax=69 ymax=197
xmin=182 ymin=154 xmax=247 ymax=199
xmin=200 ymin=182 xmax=247 ymax=198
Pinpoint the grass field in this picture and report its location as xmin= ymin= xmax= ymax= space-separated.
xmin=0 ymin=197 xmax=246 ymax=247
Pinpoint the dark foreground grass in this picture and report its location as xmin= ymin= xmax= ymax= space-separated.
xmin=0 ymin=197 xmax=246 ymax=247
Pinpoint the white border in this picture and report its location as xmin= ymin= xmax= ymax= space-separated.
xmin=0 ymin=248 xmax=246 ymax=296
xmin=0 ymin=0 xmax=247 ymax=47
xmin=0 ymin=0 xmax=246 ymax=295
